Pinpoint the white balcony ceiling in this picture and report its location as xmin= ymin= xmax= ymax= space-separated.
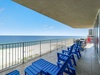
xmin=13 ymin=0 xmax=100 ymax=28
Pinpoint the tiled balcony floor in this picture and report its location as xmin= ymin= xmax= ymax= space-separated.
xmin=76 ymin=44 xmax=100 ymax=75
xmin=0 ymin=44 xmax=100 ymax=75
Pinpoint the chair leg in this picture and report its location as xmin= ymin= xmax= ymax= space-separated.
xmin=69 ymin=60 xmax=73 ymax=67
xmin=25 ymin=72 xmax=26 ymax=75
xmin=81 ymin=47 xmax=84 ymax=51
xmin=71 ymin=55 xmax=77 ymax=66
xmin=40 ymin=71 xmax=43 ymax=75
xmin=76 ymin=53 xmax=80 ymax=59
xmin=78 ymin=50 xmax=81 ymax=57
xmin=72 ymin=70 xmax=76 ymax=75
xmin=79 ymin=46 xmax=84 ymax=51
xmin=69 ymin=67 xmax=76 ymax=75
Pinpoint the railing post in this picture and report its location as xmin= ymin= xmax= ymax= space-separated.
xmin=12 ymin=44 xmax=13 ymax=66
xmin=50 ymin=40 xmax=51 ymax=53
xmin=6 ymin=45 xmax=7 ymax=68
xmin=2 ymin=45 xmax=3 ymax=70
xmin=63 ymin=39 xmax=64 ymax=49
xmin=65 ymin=39 xmax=66 ymax=49
xmin=22 ymin=43 xmax=24 ymax=64
xmin=40 ymin=41 xmax=41 ymax=56
xmin=9 ymin=44 xmax=10 ymax=67
xmin=61 ymin=39 xmax=63 ymax=49
xmin=66 ymin=39 xmax=67 ymax=48
xmin=73 ymin=38 xmax=74 ymax=44
xmin=57 ymin=39 xmax=58 ymax=51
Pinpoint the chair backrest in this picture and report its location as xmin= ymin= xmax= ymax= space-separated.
xmin=76 ymin=40 xmax=82 ymax=46
xmin=57 ymin=54 xmax=72 ymax=75
xmin=72 ymin=43 xmax=79 ymax=51
xmin=73 ymin=43 xmax=78 ymax=48
xmin=68 ymin=44 xmax=75 ymax=55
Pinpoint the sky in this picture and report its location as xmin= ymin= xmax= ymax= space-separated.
xmin=0 ymin=0 xmax=90 ymax=36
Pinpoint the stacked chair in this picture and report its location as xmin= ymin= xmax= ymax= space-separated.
xmin=6 ymin=40 xmax=84 ymax=75
xmin=57 ymin=44 xmax=77 ymax=68
xmin=62 ymin=43 xmax=81 ymax=60
xmin=6 ymin=70 xmax=20 ymax=75
xmin=75 ymin=40 xmax=84 ymax=51
xmin=24 ymin=42 xmax=83 ymax=75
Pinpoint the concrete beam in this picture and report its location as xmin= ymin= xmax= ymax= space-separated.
xmin=13 ymin=0 xmax=100 ymax=28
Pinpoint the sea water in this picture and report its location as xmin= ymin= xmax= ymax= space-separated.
xmin=0 ymin=36 xmax=86 ymax=44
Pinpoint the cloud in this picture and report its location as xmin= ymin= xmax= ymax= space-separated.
xmin=43 ymin=25 xmax=54 ymax=30
xmin=0 ymin=8 xmax=5 ymax=12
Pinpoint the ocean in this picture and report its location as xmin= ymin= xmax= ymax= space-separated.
xmin=0 ymin=36 xmax=86 ymax=44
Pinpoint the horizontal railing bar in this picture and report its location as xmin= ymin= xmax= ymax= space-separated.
xmin=0 ymin=38 xmax=68 ymax=45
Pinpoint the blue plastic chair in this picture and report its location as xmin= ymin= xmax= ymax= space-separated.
xmin=57 ymin=52 xmax=76 ymax=67
xmin=6 ymin=70 xmax=20 ymax=75
xmin=25 ymin=65 xmax=42 ymax=75
xmin=61 ymin=44 xmax=77 ymax=66
xmin=76 ymin=40 xmax=84 ymax=51
xmin=32 ymin=56 xmax=76 ymax=75
xmin=62 ymin=43 xmax=81 ymax=59
xmin=72 ymin=44 xmax=81 ymax=59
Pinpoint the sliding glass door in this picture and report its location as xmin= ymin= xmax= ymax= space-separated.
xmin=98 ymin=13 xmax=100 ymax=62
xmin=94 ymin=11 xmax=100 ymax=63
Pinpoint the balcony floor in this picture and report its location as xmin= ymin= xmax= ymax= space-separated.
xmin=76 ymin=44 xmax=100 ymax=75
xmin=0 ymin=43 xmax=100 ymax=75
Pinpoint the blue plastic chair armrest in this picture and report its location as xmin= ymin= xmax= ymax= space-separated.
xmin=62 ymin=50 xmax=69 ymax=53
xmin=68 ymin=66 xmax=76 ymax=71
xmin=57 ymin=53 xmax=69 ymax=62
xmin=57 ymin=52 xmax=69 ymax=57
xmin=57 ymin=62 xmax=63 ymax=67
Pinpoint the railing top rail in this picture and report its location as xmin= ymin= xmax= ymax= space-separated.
xmin=0 ymin=38 xmax=70 ymax=45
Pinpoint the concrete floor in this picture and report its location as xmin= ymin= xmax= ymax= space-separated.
xmin=0 ymin=44 xmax=100 ymax=75
xmin=76 ymin=44 xmax=100 ymax=75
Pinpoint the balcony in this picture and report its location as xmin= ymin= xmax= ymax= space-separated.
xmin=0 ymin=39 xmax=100 ymax=75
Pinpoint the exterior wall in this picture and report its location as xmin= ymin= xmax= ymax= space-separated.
xmin=94 ymin=9 xmax=100 ymax=64
xmin=88 ymin=29 xmax=94 ymax=36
